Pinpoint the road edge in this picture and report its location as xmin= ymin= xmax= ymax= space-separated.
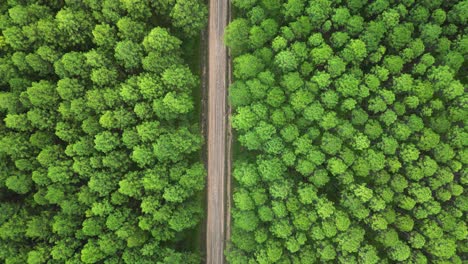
xmin=225 ymin=0 xmax=233 ymax=253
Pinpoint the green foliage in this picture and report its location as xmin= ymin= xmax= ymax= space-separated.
xmin=274 ymin=50 xmax=298 ymax=72
xmin=114 ymin=40 xmax=143 ymax=70
xmin=170 ymin=0 xmax=207 ymax=36
xmin=224 ymin=18 xmax=250 ymax=56
xmin=0 ymin=1 xmax=206 ymax=263
xmin=227 ymin=0 xmax=467 ymax=262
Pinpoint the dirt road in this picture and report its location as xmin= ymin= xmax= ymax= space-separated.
xmin=206 ymin=0 xmax=228 ymax=261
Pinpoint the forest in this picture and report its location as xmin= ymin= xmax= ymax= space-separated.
xmin=0 ymin=0 xmax=467 ymax=263
xmin=226 ymin=0 xmax=467 ymax=263
xmin=0 ymin=0 xmax=207 ymax=263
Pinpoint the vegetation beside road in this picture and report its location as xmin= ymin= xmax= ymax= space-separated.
xmin=0 ymin=1 xmax=207 ymax=263
xmin=226 ymin=0 xmax=467 ymax=263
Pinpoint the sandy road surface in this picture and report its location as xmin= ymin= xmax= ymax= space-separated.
xmin=206 ymin=0 xmax=228 ymax=261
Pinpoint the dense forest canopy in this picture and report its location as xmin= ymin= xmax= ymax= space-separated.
xmin=226 ymin=0 xmax=467 ymax=263
xmin=0 ymin=0 xmax=206 ymax=263
xmin=1 ymin=0 xmax=467 ymax=263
